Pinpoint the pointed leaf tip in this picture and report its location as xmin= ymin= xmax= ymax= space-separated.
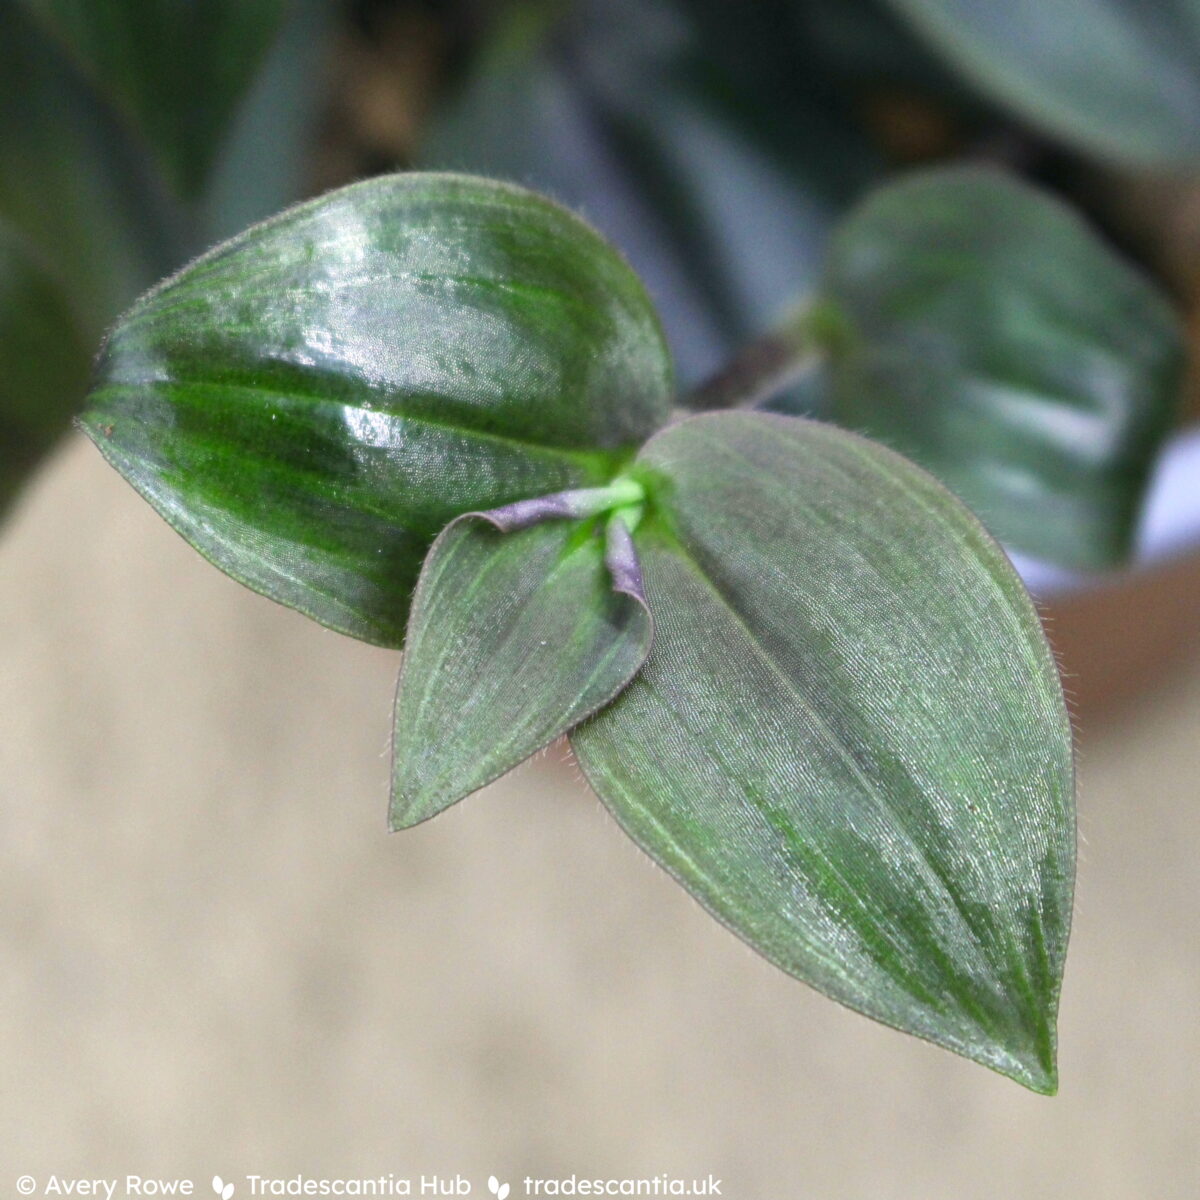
xmin=390 ymin=513 xmax=653 ymax=829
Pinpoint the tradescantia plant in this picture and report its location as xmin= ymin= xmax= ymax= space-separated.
xmin=80 ymin=163 xmax=1184 ymax=1094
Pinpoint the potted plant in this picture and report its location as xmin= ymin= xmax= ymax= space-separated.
xmin=4 ymin=0 xmax=1198 ymax=1107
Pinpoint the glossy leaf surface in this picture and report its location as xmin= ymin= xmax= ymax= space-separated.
xmin=0 ymin=221 xmax=91 ymax=510
xmin=391 ymin=513 xmax=652 ymax=829
xmin=573 ymin=412 xmax=1074 ymax=1091
xmin=821 ymin=167 xmax=1183 ymax=570
xmin=886 ymin=0 xmax=1200 ymax=165
xmin=81 ymin=174 xmax=673 ymax=647
xmin=17 ymin=0 xmax=290 ymax=197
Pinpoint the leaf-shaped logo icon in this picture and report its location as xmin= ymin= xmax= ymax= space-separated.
xmin=487 ymin=1178 xmax=509 ymax=1200
xmin=212 ymin=1178 xmax=234 ymax=1199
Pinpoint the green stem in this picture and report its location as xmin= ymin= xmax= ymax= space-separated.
xmin=682 ymin=301 xmax=830 ymax=413
xmin=607 ymin=501 xmax=645 ymax=536
xmin=561 ymin=477 xmax=645 ymax=517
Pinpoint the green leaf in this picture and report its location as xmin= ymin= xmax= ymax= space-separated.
xmin=0 ymin=219 xmax=91 ymax=511
xmin=573 ymin=412 xmax=1074 ymax=1092
xmin=391 ymin=503 xmax=652 ymax=829
xmin=81 ymin=173 xmax=673 ymax=648
xmin=820 ymin=166 xmax=1184 ymax=570
xmin=885 ymin=0 xmax=1200 ymax=165
xmin=16 ymin=0 xmax=292 ymax=198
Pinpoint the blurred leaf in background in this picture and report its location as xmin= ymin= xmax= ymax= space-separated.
xmin=819 ymin=167 xmax=1185 ymax=569
xmin=0 ymin=4 xmax=175 ymax=341
xmin=425 ymin=0 xmax=917 ymax=382
xmin=0 ymin=222 xmax=92 ymax=514
xmin=14 ymin=0 xmax=291 ymax=199
xmin=424 ymin=0 xmax=1066 ymax=389
xmin=885 ymin=0 xmax=1200 ymax=167
xmin=0 ymin=0 xmax=328 ymax=524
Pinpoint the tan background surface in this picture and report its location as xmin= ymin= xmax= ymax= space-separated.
xmin=2 ymin=436 xmax=1197 ymax=1199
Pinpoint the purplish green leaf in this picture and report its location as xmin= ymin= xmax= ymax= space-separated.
xmin=820 ymin=166 xmax=1183 ymax=569
xmin=81 ymin=174 xmax=673 ymax=647
xmin=391 ymin=500 xmax=652 ymax=829
xmin=573 ymin=411 xmax=1074 ymax=1091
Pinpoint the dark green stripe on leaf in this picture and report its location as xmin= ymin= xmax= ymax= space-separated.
xmin=81 ymin=173 xmax=673 ymax=646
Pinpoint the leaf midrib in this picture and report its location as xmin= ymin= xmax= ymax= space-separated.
xmin=93 ymin=374 xmax=624 ymax=476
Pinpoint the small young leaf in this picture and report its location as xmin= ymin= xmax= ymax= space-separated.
xmin=572 ymin=412 xmax=1074 ymax=1092
xmin=821 ymin=166 xmax=1183 ymax=569
xmin=886 ymin=0 xmax=1200 ymax=166
xmin=391 ymin=510 xmax=652 ymax=829
xmin=81 ymin=173 xmax=672 ymax=647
